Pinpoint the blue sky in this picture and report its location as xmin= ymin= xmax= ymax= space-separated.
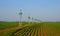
xmin=0 ymin=0 xmax=60 ymax=21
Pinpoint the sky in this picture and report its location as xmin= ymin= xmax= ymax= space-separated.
xmin=0 ymin=0 xmax=60 ymax=22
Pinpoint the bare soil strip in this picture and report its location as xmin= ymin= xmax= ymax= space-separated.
xmin=0 ymin=25 xmax=20 ymax=33
xmin=0 ymin=24 xmax=30 ymax=33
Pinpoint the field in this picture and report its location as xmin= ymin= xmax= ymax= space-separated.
xmin=0 ymin=22 xmax=19 ymax=30
xmin=0 ymin=22 xmax=60 ymax=36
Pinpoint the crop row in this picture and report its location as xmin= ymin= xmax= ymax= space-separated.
xmin=12 ymin=23 xmax=41 ymax=36
xmin=12 ymin=23 xmax=60 ymax=36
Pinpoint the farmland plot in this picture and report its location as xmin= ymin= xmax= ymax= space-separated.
xmin=0 ymin=22 xmax=60 ymax=36
xmin=12 ymin=22 xmax=60 ymax=36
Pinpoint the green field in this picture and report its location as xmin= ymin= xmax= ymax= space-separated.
xmin=0 ymin=22 xmax=19 ymax=30
xmin=43 ymin=22 xmax=60 ymax=32
xmin=0 ymin=22 xmax=29 ymax=30
xmin=0 ymin=22 xmax=60 ymax=36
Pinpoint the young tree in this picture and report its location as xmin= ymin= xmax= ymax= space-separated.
xmin=28 ymin=16 xmax=30 ymax=24
xmin=19 ymin=9 xmax=23 ymax=26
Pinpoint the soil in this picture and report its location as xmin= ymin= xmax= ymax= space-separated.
xmin=0 ymin=24 xmax=30 ymax=33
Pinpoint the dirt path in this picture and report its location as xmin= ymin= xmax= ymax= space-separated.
xmin=0 ymin=25 xmax=20 ymax=33
xmin=0 ymin=24 xmax=30 ymax=33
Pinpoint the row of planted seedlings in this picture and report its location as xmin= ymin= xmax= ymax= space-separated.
xmin=12 ymin=25 xmax=31 ymax=36
xmin=26 ymin=23 xmax=42 ymax=36
xmin=12 ymin=22 xmax=42 ymax=36
xmin=31 ymin=24 xmax=39 ymax=36
xmin=41 ymin=31 xmax=60 ymax=36
xmin=39 ymin=23 xmax=60 ymax=36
